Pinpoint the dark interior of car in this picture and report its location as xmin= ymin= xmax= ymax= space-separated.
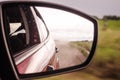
xmin=3 ymin=6 xmax=26 ymax=53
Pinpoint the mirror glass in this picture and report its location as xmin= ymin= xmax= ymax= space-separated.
xmin=3 ymin=5 xmax=94 ymax=74
xmin=37 ymin=7 xmax=94 ymax=68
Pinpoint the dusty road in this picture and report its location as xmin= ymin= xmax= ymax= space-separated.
xmin=55 ymin=41 xmax=86 ymax=69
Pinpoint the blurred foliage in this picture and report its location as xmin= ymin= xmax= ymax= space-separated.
xmin=103 ymin=16 xmax=120 ymax=20
xmin=89 ymin=20 xmax=120 ymax=79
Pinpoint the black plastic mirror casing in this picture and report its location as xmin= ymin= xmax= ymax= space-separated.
xmin=0 ymin=1 xmax=98 ymax=80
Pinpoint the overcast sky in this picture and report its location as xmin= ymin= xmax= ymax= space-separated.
xmin=44 ymin=0 xmax=120 ymax=18
xmin=37 ymin=7 xmax=94 ymax=41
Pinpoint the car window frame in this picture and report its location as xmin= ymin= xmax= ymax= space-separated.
xmin=2 ymin=5 xmax=43 ymax=65
xmin=33 ymin=6 xmax=49 ymax=42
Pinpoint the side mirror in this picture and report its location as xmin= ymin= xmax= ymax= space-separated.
xmin=2 ymin=2 xmax=98 ymax=79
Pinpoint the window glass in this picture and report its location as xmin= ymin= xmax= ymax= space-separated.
xmin=3 ymin=5 xmax=40 ymax=54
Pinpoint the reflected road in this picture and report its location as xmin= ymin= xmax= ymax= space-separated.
xmin=55 ymin=41 xmax=86 ymax=69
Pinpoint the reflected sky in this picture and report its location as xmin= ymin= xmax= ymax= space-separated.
xmin=37 ymin=7 xmax=94 ymax=41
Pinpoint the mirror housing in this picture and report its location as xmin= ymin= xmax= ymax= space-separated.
xmin=1 ymin=1 xmax=98 ymax=79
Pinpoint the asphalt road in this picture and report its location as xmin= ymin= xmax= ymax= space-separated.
xmin=55 ymin=41 xmax=86 ymax=69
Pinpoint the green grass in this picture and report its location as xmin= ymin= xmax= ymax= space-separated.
xmin=99 ymin=20 xmax=120 ymax=30
xmin=38 ymin=20 xmax=120 ymax=80
xmin=96 ymin=20 xmax=120 ymax=64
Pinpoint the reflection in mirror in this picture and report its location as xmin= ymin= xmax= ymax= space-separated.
xmin=3 ymin=5 xmax=94 ymax=74
xmin=37 ymin=7 xmax=94 ymax=69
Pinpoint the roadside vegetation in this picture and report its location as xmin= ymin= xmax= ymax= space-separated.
xmin=70 ymin=41 xmax=92 ymax=57
xmin=39 ymin=19 xmax=120 ymax=80
xmin=88 ymin=20 xmax=120 ymax=79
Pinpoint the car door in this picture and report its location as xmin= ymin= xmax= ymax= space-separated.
xmin=3 ymin=5 xmax=56 ymax=74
